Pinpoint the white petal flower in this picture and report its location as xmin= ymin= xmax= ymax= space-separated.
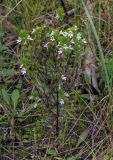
xmin=60 ymin=30 xmax=64 ymax=35
xmin=63 ymin=32 xmax=68 ymax=37
xmin=82 ymin=38 xmax=87 ymax=44
xmin=68 ymin=31 xmax=73 ymax=38
xmin=21 ymin=68 xmax=26 ymax=75
xmin=68 ymin=33 xmax=73 ymax=38
xmin=61 ymin=75 xmax=67 ymax=81
xmin=59 ymin=99 xmax=64 ymax=105
xmin=20 ymin=64 xmax=23 ymax=69
xmin=60 ymin=30 xmax=68 ymax=37
xmin=17 ymin=37 xmax=22 ymax=44
xmin=56 ymin=14 xmax=59 ymax=20
xmin=58 ymin=48 xmax=63 ymax=54
xmin=64 ymin=92 xmax=69 ymax=97
xmin=63 ymin=44 xmax=68 ymax=50
xmin=33 ymin=103 xmax=38 ymax=108
xmin=29 ymin=96 xmax=33 ymax=100
xmin=27 ymin=35 xmax=33 ymax=41
xmin=20 ymin=64 xmax=26 ymax=75
xmin=44 ymin=43 xmax=49 ymax=49
xmin=71 ymin=39 xmax=74 ymax=44
xmin=77 ymin=33 xmax=81 ymax=40
xmin=68 ymin=45 xmax=73 ymax=50
xmin=31 ymin=28 xmax=36 ymax=34
xmin=58 ymin=50 xmax=62 ymax=55
xmin=51 ymin=31 xmax=55 ymax=36
xmin=50 ymin=36 xmax=55 ymax=41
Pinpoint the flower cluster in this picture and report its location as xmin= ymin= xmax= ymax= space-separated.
xmin=61 ymin=75 xmax=67 ymax=81
xmin=45 ymin=25 xmax=87 ymax=57
xmin=20 ymin=64 xmax=26 ymax=75
xmin=17 ymin=37 xmax=22 ymax=44
xmin=59 ymin=99 xmax=64 ymax=106
xmin=60 ymin=30 xmax=73 ymax=38
xmin=58 ymin=47 xmax=63 ymax=55
xmin=17 ymin=34 xmax=33 ymax=44
xmin=31 ymin=28 xmax=36 ymax=34
xmin=44 ymin=43 xmax=49 ymax=49
xmin=18 ymin=24 xmax=87 ymax=107
xmin=43 ymin=26 xmax=87 ymax=106
xmin=49 ymin=31 xmax=55 ymax=41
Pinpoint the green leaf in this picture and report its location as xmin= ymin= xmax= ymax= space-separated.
xmin=20 ymin=29 xmax=28 ymax=40
xmin=15 ymin=84 xmax=22 ymax=89
xmin=1 ymin=89 xmax=11 ymax=105
xmin=0 ymin=31 xmax=4 ymax=39
xmin=36 ymin=26 xmax=41 ymax=32
xmin=104 ymin=155 xmax=109 ymax=160
xmin=0 ymin=69 xmax=16 ymax=76
xmin=76 ymin=128 xmax=90 ymax=148
xmin=56 ymin=7 xmax=65 ymax=20
xmin=11 ymin=89 xmax=20 ymax=108
xmin=47 ymin=148 xmax=58 ymax=156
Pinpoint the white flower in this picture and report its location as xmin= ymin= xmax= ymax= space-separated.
xmin=21 ymin=68 xmax=26 ymax=75
xmin=68 ymin=31 xmax=73 ymax=38
xmin=61 ymin=75 xmax=67 ymax=81
xmin=68 ymin=45 xmax=73 ymax=50
xmin=58 ymin=48 xmax=63 ymax=54
xmin=60 ymin=30 xmax=64 ymax=35
xmin=20 ymin=64 xmax=26 ymax=75
xmin=71 ymin=39 xmax=74 ymax=44
xmin=33 ymin=103 xmax=38 ymax=108
xmin=44 ymin=43 xmax=49 ymax=49
xmin=82 ymin=38 xmax=87 ymax=44
xmin=51 ymin=31 xmax=55 ymax=36
xmin=20 ymin=64 xmax=23 ymax=68
xmin=63 ymin=32 xmax=68 ymax=37
xmin=50 ymin=36 xmax=55 ymax=41
xmin=68 ymin=34 xmax=73 ymax=38
xmin=31 ymin=28 xmax=36 ymax=34
xmin=63 ymin=44 xmax=68 ymax=50
xmin=29 ymin=96 xmax=33 ymax=100
xmin=59 ymin=99 xmax=64 ymax=105
xmin=64 ymin=92 xmax=69 ymax=97
xmin=27 ymin=35 xmax=33 ymax=41
xmin=77 ymin=33 xmax=81 ymax=40
xmin=60 ymin=30 xmax=68 ymax=37
xmin=56 ymin=14 xmax=59 ymax=20
xmin=17 ymin=37 xmax=22 ymax=43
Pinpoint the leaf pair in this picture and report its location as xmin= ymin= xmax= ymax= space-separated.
xmin=1 ymin=89 xmax=20 ymax=109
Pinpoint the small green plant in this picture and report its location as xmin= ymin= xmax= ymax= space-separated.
xmin=2 ymin=0 xmax=113 ymax=159
xmin=18 ymin=24 xmax=87 ymax=108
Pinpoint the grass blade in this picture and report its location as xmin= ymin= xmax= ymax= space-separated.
xmin=81 ymin=0 xmax=110 ymax=92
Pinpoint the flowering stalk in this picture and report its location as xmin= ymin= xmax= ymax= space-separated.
xmin=56 ymin=81 xmax=59 ymax=137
